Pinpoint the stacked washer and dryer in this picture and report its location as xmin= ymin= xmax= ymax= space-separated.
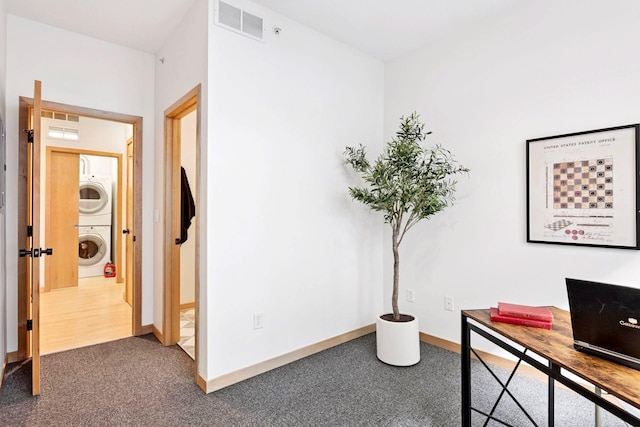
xmin=78 ymin=174 xmax=113 ymax=278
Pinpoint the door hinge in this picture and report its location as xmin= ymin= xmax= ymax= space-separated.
xmin=26 ymin=129 xmax=34 ymax=143
xmin=27 ymin=319 xmax=33 ymax=331
xmin=27 ymin=225 xmax=33 ymax=237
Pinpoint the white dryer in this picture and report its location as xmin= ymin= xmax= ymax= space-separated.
xmin=79 ymin=174 xmax=112 ymax=226
xmin=78 ymin=226 xmax=112 ymax=278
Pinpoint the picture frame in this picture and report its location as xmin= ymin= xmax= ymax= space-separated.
xmin=526 ymin=124 xmax=640 ymax=249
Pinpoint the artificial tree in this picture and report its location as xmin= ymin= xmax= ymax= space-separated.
xmin=345 ymin=112 xmax=469 ymax=321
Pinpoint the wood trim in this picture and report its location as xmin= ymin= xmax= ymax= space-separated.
xmin=419 ymin=332 xmax=460 ymax=353
xmin=7 ymin=351 xmax=21 ymax=364
xmin=131 ymin=117 xmax=143 ymax=336
xmin=17 ymin=97 xmax=30 ymax=362
xmin=163 ymin=85 xmax=200 ymax=347
xmin=419 ymin=331 xmax=582 ymax=391
xmin=419 ymin=331 xmax=547 ymax=380
xmin=151 ymin=324 xmax=163 ymax=344
xmin=201 ymin=328 xmax=580 ymax=395
xmin=197 ymin=373 xmax=208 ymax=393
xmin=205 ymin=324 xmax=376 ymax=393
xmin=139 ymin=324 xmax=155 ymax=335
xmin=1 ymin=353 xmax=7 ymax=393
xmin=32 ymin=80 xmax=42 ymax=396
xmin=179 ymin=302 xmax=196 ymax=311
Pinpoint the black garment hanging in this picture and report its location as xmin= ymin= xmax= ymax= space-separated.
xmin=179 ymin=166 xmax=196 ymax=244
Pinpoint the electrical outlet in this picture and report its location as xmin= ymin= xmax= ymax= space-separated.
xmin=407 ymin=288 xmax=415 ymax=303
xmin=253 ymin=313 xmax=264 ymax=329
xmin=445 ymin=296 xmax=454 ymax=312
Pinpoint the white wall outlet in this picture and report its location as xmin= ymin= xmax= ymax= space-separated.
xmin=406 ymin=288 xmax=415 ymax=303
xmin=253 ymin=313 xmax=264 ymax=329
xmin=445 ymin=296 xmax=454 ymax=312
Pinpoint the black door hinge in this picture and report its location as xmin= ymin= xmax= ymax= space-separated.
xmin=27 ymin=129 xmax=34 ymax=143
xmin=27 ymin=225 xmax=33 ymax=237
xmin=27 ymin=319 xmax=33 ymax=331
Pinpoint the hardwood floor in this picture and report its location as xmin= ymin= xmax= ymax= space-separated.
xmin=40 ymin=276 xmax=132 ymax=355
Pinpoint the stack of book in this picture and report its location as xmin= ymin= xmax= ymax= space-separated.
xmin=490 ymin=302 xmax=554 ymax=330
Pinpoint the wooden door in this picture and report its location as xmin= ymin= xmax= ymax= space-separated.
xmin=45 ymin=149 xmax=79 ymax=290
xmin=18 ymin=81 xmax=44 ymax=395
xmin=125 ymin=139 xmax=133 ymax=305
xmin=164 ymin=87 xmax=198 ymax=346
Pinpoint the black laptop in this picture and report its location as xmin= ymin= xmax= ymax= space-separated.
xmin=566 ymin=278 xmax=640 ymax=370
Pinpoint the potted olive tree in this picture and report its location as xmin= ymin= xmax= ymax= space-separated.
xmin=344 ymin=112 xmax=469 ymax=366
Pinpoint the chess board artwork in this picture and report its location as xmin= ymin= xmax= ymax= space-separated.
xmin=553 ymin=158 xmax=613 ymax=210
xmin=527 ymin=124 xmax=639 ymax=248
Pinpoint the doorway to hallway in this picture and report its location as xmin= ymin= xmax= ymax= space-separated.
xmin=163 ymin=85 xmax=200 ymax=371
xmin=17 ymin=95 xmax=144 ymax=365
xmin=39 ymin=113 xmax=132 ymax=354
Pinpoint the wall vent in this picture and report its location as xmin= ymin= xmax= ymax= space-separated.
xmin=48 ymin=126 xmax=79 ymax=141
xmin=216 ymin=1 xmax=264 ymax=41
xmin=41 ymin=110 xmax=80 ymax=122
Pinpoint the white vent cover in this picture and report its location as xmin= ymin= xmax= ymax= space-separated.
xmin=216 ymin=1 xmax=264 ymax=41
xmin=48 ymin=126 xmax=79 ymax=141
xmin=41 ymin=110 xmax=80 ymax=122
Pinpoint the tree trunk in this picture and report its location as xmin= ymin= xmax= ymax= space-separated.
xmin=392 ymin=227 xmax=400 ymax=320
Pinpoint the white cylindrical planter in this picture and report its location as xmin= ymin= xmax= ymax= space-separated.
xmin=376 ymin=314 xmax=420 ymax=366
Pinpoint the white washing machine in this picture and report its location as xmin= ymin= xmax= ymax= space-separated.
xmin=79 ymin=174 xmax=112 ymax=226
xmin=78 ymin=226 xmax=112 ymax=278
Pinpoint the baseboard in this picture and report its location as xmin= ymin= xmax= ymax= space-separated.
xmin=204 ymin=324 xmax=376 ymax=393
xmin=419 ymin=331 xmax=559 ymax=386
xmin=196 ymin=373 xmax=207 ymax=393
xmin=7 ymin=351 xmax=21 ymax=364
xmin=180 ymin=302 xmax=195 ymax=311
xmin=199 ymin=326 xmax=559 ymax=394
xmin=140 ymin=324 xmax=155 ymax=335
xmin=0 ymin=353 xmax=7 ymax=397
xmin=151 ymin=324 xmax=164 ymax=344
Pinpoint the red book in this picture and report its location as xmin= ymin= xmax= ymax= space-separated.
xmin=497 ymin=302 xmax=554 ymax=322
xmin=490 ymin=308 xmax=553 ymax=330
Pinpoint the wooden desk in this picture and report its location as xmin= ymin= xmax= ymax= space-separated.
xmin=461 ymin=307 xmax=640 ymax=426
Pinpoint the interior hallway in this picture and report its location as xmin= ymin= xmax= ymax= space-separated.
xmin=178 ymin=307 xmax=195 ymax=360
xmin=40 ymin=276 xmax=132 ymax=355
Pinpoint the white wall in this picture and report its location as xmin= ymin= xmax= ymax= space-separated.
xmin=0 ymin=0 xmax=7 ymax=386
xmin=384 ymin=0 xmax=640 ymax=347
xmin=154 ymin=0 xmax=209 ymax=375
xmin=206 ymin=0 xmax=384 ymax=380
xmin=5 ymin=16 xmax=156 ymax=351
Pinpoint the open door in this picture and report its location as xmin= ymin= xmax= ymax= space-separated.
xmin=125 ymin=139 xmax=134 ymax=305
xmin=18 ymin=80 xmax=48 ymax=395
xmin=164 ymin=86 xmax=199 ymax=347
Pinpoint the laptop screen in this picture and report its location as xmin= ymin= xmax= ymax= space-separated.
xmin=566 ymin=278 xmax=640 ymax=368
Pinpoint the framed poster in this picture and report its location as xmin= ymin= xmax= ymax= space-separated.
xmin=527 ymin=124 xmax=640 ymax=249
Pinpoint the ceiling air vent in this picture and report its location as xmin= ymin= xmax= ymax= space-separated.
xmin=216 ymin=1 xmax=264 ymax=41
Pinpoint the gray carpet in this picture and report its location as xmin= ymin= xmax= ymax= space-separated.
xmin=0 ymin=333 xmax=631 ymax=426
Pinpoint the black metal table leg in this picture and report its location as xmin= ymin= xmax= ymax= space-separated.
xmin=461 ymin=312 xmax=471 ymax=427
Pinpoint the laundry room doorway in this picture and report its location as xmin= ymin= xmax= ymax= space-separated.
xmin=17 ymin=94 xmax=144 ymax=361
xmin=44 ymin=148 xmax=123 ymax=291
xmin=41 ymin=137 xmax=127 ymax=355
